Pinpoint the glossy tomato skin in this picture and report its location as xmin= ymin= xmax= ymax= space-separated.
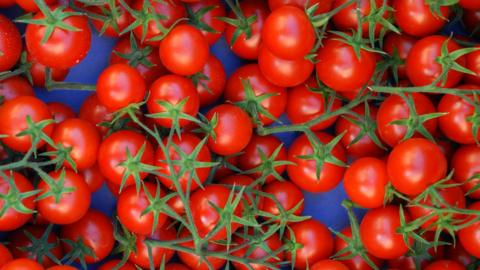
xmin=393 ymin=0 xmax=450 ymax=37
xmin=37 ymin=170 xmax=91 ymax=225
xmin=268 ymin=0 xmax=333 ymax=14
xmin=97 ymin=130 xmax=155 ymax=188
xmin=96 ymin=63 xmax=146 ymax=112
xmin=79 ymin=93 xmax=112 ymax=135
xmin=387 ymin=138 xmax=447 ymax=196
xmin=383 ymin=33 xmax=417 ymax=79
xmin=61 ymin=210 xmax=114 ymax=263
xmin=188 ymin=0 xmax=226 ymax=44
xmin=344 ymin=157 xmax=388 ymax=208
xmin=225 ymin=0 xmax=269 ymax=60
xmin=464 ymin=46 xmax=480 ymax=85
xmin=316 ymin=38 xmax=377 ymax=92
xmin=47 ymin=102 xmax=75 ymax=124
xmin=334 ymin=227 xmax=383 ymax=270
xmin=287 ymin=132 xmax=347 ymax=193
xmin=225 ymin=64 xmax=287 ymax=126
xmin=452 ymin=145 xmax=480 ymax=199
xmin=98 ymin=260 xmax=136 ymax=270
xmin=26 ymin=8 xmax=91 ymax=69
xmin=147 ymin=74 xmax=200 ymax=128
xmin=261 ymin=180 xmax=304 ymax=217
xmin=178 ymin=230 xmax=226 ymax=270
xmin=459 ymin=201 xmax=480 ymax=259
xmin=360 ymin=205 xmax=411 ymax=259
xmin=0 ymin=258 xmax=43 ymax=270
xmin=286 ymin=219 xmax=334 ymax=269
xmin=0 ymin=96 xmax=53 ymax=153
xmin=424 ymin=260 xmax=466 ymax=270
xmin=0 ymin=243 xmax=12 ymax=267
xmin=0 ymin=15 xmax=22 ymax=72
xmin=128 ymin=225 xmax=176 ymax=268
xmin=406 ymin=35 xmax=464 ymax=87
xmin=193 ymin=54 xmax=226 ymax=106
xmin=311 ymin=260 xmax=349 ymax=270
xmin=332 ymin=0 xmax=388 ymax=37
xmin=81 ymin=163 xmax=105 ymax=192
xmin=0 ymin=76 xmax=34 ymax=102
xmin=377 ymin=93 xmax=438 ymax=147
xmin=205 ymin=104 xmax=253 ymax=156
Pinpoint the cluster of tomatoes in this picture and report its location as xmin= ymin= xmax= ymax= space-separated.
xmin=1 ymin=0 xmax=480 ymax=269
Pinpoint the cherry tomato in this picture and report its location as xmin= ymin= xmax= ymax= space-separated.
xmin=268 ymin=0 xmax=333 ymax=14
xmin=465 ymin=46 xmax=480 ymax=85
xmin=334 ymin=227 xmax=383 ymax=270
xmin=89 ymin=1 xmax=133 ymax=37
xmin=188 ymin=0 xmax=226 ymax=44
xmin=463 ymin=9 xmax=480 ymax=36
xmin=332 ymin=0 xmax=389 ymax=37
xmin=78 ymin=93 xmax=112 ymax=135
xmin=311 ymin=260 xmax=349 ymax=270
xmin=15 ymin=0 xmax=56 ymax=12
xmin=81 ymin=163 xmax=104 ymax=192
xmin=46 ymin=266 xmax=77 ymax=270
xmin=459 ymin=0 xmax=480 ymax=10
xmin=128 ymin=224 xmax=176 ymax=268
xmin=0 ymin=243 xmax=12 ymax=267
xmin=459 ymin=201 xmax=480 ymax=259
xmin=383 ymin=33 xmax=417 ymax=79
xmin=261 ymin=180 xmax=304 ymax=218
xmin=424 ymin=260 xmax=466 ymax=270
xmin=393 ymin=0 xmax=450 ymax=37
xmin=192 ymin=54 xmax=226 ymax=106
xmin=178 ymin=229 xmax=226 ymax=270
xmin=0 ymin=258 xmax=43 ymax=270
xmin=445 ymin=241 xmax=475 ymax=267
xmin=47 ymin=102 xmax=75 ymax=124
xmin=0 ymin=15 xmax=22 ymax=72
xmin=452 ymin=145 xmax=480 ymax=199
xmin=27 ymin=53 xmax=69 ymax=87
xmin=0 ymin=76 xmax=34 ymax=102
xmin=98 ymin=260 xmax=136 ymax=270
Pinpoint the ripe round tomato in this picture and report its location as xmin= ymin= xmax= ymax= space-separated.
xmin=262 ymin=5 xmax=315 ymax=59
xmin=393 ymin=0 xmax=450 ymax=37
xmin=25 ymin=8 xmax=91 ymax=69
xmin=287 ymin=132 xmax=346 ymax=193
xmin=146 ymin=74 xmax=200 ymax=128
xmin=89 ymin=1 xmax=132 ymax=37
xmin=98 ymin=260 xmax=136 ymax=270
xmin=344 ymin=157 xmax=388 ymax=208
xmin=383 ymin=33 xmax=417 ymax=79
xmin=332 ymin=0 xmax=388 ymax=37
xmin=96 ymin=63 xmax=146 ymax=112
xmin=258 ymin=46 xmax=313 ymax=87
xmin=128 ymin=224 xmax=176 ymax=268
xmin=225 ymin=0 xmax=269 ymax=60
xmin=287 ymin=76 xmax=341 ymax=131
xmin=15 ymin=0 xmax=56 ymax=12
xmin=387 ymin=138 xmax=447 ymax=196
xmin=192 ymin=54 xmax=226 ymax=106
xmin=377 ymin=93 xmax=438 ymax=147
xmin=205 ymin=104 xmax=253 ymax=156
xmin=159 ymin=24 xmax=209 ymax=76
xmin=360 ymin=205 xmax=411 ymax=259
xmin=97 ymin=130 xmax=154 ymax=188
xmin=316 ymin=38 xmax=377 ymax=92
xmin=268 ymin=0 xmax=333 ymax=14
xmin=424 ymin=260 xmax=466 ymax=270
xmin=156 ymin=132 xmax=211 ymax=191
xmin=465 ymin=46 xmax=480 ymax=85
xmin=459 ymin=0 xmax=480 ymax=10
xmin=261 ymin=180 xmax=304 ymax=218
xmin=188 ymin=0 xmax=226 ymax=44
xmin=0 ymin=96 xmax=53 ymax=153
xmin=334 ymin=227 xmax=383 ymax=270
xmin=0 ymin=76 xmax=34 ymax=102
xmin=0 ymin=258 xmax=43 ymax=270
xmin=78 ymin=93 xmax=111 ymax=135
xmin=60 ymin=210 xmax=114 ymax=263
xmin=47 ymin=102 xmax=75 ymax=124
xmin=311 ymin=260 xmax=349 ymax=270
xmin=459 ymin=201 xmax=480 ymax=259
xmin=286 ymin=219 xmax=334 ymax=269
xmin=0 ymin=243 xmax=12 ymax=267
xmin=225 ymin=64 xmax=287 ymax=126
xmin=178 ymin=229 xmax=226 ymax=270
xmin=0 ymin=15 xmax=22 ymax=72
xmin=81 ymin=163 xmax=105 ymax=192
xmin=28 ymin=53 xmax=69 ymax=88
xmin=452 ymin=145 xmax=480 ymax=199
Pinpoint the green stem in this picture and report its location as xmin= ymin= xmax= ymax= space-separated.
xmin=370 ymin=85 xmax=480 ymax=94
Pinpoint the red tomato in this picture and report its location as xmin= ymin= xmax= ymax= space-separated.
xmin=146 ymin=74 xmax=200 ymax=128
xmin=0 ymin=15 xmax=22 ymax=72
xmin=81 ymin=163 xmax=105 ymax=192
xmin=406 ymin=35 xmax=465 ymax=87
xmin=463 ymin=9 xmax=480 ymax=36
xmin=213 ymin=155 xmax=239 ymax=180
xmin=445 ymin=241 xmax=475 ymax=267
xmin=465 ymin=46 xmax=480 ymax=85
xmin=28 ymin=52 xmax=69 ymax=88
xmin=262 ymin=5 xmax=315 ymax=59
xmin=424 ymin=260 xmax=466 ymax=270
xmin=387 ymin=138 xmax=447 ymax=196
xmin=359 ymin=205 xmax=411 ymax=259
xmin=15 ymin=0 xmax=56 ymax=12
xmin=311 ymin=260 xmax=349 ymax=270
xmin=97 ymin=130 xmax=154 ymax=188
xmin=159 ymin=25 xmax=209 ymax=76
xmin=383 ymin=33 xmax=417 ymax=79
xmin=316 ymin=38 xmax=377 ymax=92
xmin=178 ymin=229 xmax=226 ymax=270
xmin=0 ymin=258 xmax=43 ymax=270
xmin=98 ymin=260 xmax=136 ymax=270
xmin=78 ymin=93 xmax=111 ymax=135
xmin=47 ymin=102 xmax=75 ymax=124
xmin=192 ymin=54 xmax=226 ymax=106
xmin=332 ymin=0 xmax=388 ymax=37
xmin=128 ymin=225 xmax=176 ymax=268
xmin=0 ymin=76 xmax=34 ymax=102
xmin=0 ymin=243 xmax=12 ymax=267
xmin=452 ymin=145 xmax=480 ymax=199
xmin=96 ymin=63 xmax=146 ymax=112
xmin=46 ymin=266 xmax=76 ymax=270
xmin=334 ymin=227 xmax=383 ymax=270
xmin=0 ymin=96 xmax=53 ymax=153
xmin=377 ymin=93 xmax=438 ymax=147
xmin=286 ymin=219 xmax=334 ymax=269
xmin=261 ymin=180 xmax=304 ymax=218
xmin=0 ymin=0 xmax=14 ymax=7
xmin=188 ymin=0 xmax=226 ymax=44
xmin=155 ymin=132 xmax=211 ymax=191
xmin=26 ymin=7 xmax=91 ymax=69
xmin=287 ymin=132 xmax=346 ymax=193
xmin=393 ymin=0 xmax=450 ymax=37
xmin=225 ymin=64 xmax=287 ymax=126
xmin=165 ymin=264 xmax=191 ymax=270
xmin=60 ymin=210 xmax=114 ymax=263
xmin=268 ymin=0 xmax=333 ymax=14
xmin=89 ymin=1 xmax=132 ymax=37
xmin=205 ymin=104 xmax=253 ymax=156
xmin=258 ymin=46 xmax=313 ymax=87
xmin=459 ymin=201 xmax=480 ymax=259
xmin=459 ymin=0 xmax=480 ymax=10
xmin=287 ymin=77 xmax=341 ymax=131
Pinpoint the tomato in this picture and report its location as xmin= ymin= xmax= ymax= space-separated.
xmin=0 ymin=96 xmax=53 ymax=153
xmin=205 ymin=104 xmax=253 ymax=156
xmin=132 ymin=0 xmax=186 ymax=46
xmin=393 ymin=0 xmax=450 ymax=37
xmin=98 ymin=260 xmax=136 ymax=270
xmin=459 ymin=0 xmax=480 ymax=10
xmin=383 ymin=33 xmax=417 ymax=79
xmin=167 ymin=193 xmax=185 ymax=216
xmin=344 ymin=157 xmax=388 ymax=208
xmin=213 ymin=155 xmax=239 ymax=180
xmin=81 ymin=163 xmax=105 ymax=192
xmin=334 ymin=227 xmax=383 ymax=270
xmin=311 ymin=260 xmax=349 ymax=270
xmin=0 ymin=77 xmax=34 ymax=102
xmin=190 ymin=185 xmax=243 ymax=241
xmin=332 ymin=0 xmax=388 ymax=37
xmin=452 ymin=145 xmax=480 ymax=199
xmin=156 ymin=132 xmax=211 ymax=191
xmin=377 ymin=93 xmax=438 ymax=147
xmin=178 ymin=229 xmax=226 ymax=270
xmin=46 ymin=266 xmax=76 ymax=270
xmin=0 ymin=172 xmax=35 ymax=232
xmin=465 ymin=46 xmax=480 ymax=85
xmin=261 ymin=180 xmax=304 ymax=218
xmin=424 ymin=260 xmax=466 ymax=270
xmin=128 ymin=225 xmax=176 ymax=268
xmin=0 ymin=259 xmax=43 ymax=270
xmin=159 ymin=24 xmax=209 ymax=76
xmin=188 ymin=0 xmax=226 ymax=44
xmin=445 ymin=242 xmax=475 ymax=267
xmin=287 ymin=76 xmax=341 ymax=131
xmin=237 ymin=134 xmax=287 ymax=182
xmin=316 ymin=38 xmax=377 ymax=92
xmin=78 ymin=93 xmax=111 ymax=135
xmin=286 ymin=219 xmax=334 ymax=269
xmin=165 ymin=264 xmax=191 ymax=270
xmin=0 ymin=243 xmax=12 ymax=267
xmin=262 ymin=5 xmax=315 ymax=59
xmin=359 ymin=205 xmax=411 ymax=259
xmin=463 ymin=9 xmax=480 ymax=36
xmin=192 ymin=54 xmax=226 ymax=106
xmin=89 ymin=1 xmax=133 ymax=37
xmin=28 ymin=52 xmax=69 ymax=88
xmin=225 ymin=0 xmax=269 ymax=60
xmin=7 ymin=225 xmax=63 ymax=267
xmin=459 ymin=201 xmax=480 ymax=259
xmin=258 ymin=45 xmax=313 ymax=88
xmin=146 ymin=74 xmax=199 ymax=128
xmin=60 ymin=210 xmax=114 ymax=263
xmin=0 ymin=0 xmax=14 ymax=7
xmin=287 ymin=132 xmax=347 ymax=193
xmin=96 ymin=63 xmax=146 ymax=112
xmin=47 ymin=118 xmax=100 ymax=170
xmin=268 ymin=0 xmax=333 ymax=14
xmin=15 ymin=0 xmax=56 ymax=12
xmin=109 ymin=36 xmax=167 ymax=86
xmin=406 ymin=35 xmax=464 ymax=87
xmin=225 ymin=64 xmax=287 ymax=126
xmin=98 ymin=130 xmax=154 ymax=188
xmin=0 ymin=15 xmax=22 ymax=72
xmin=47 ymin=102 xmax=75 ymax=124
